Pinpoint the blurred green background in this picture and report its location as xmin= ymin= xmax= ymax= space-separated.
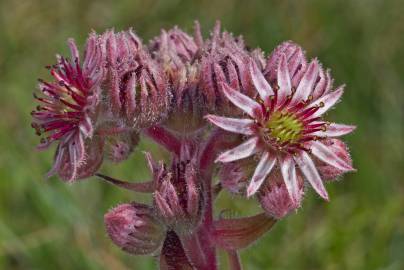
xmin=1 ymin=0 xmax=403 ymax=269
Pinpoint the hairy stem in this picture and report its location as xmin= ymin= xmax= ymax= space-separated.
xmin=144 ymin=125 xmax=181 ymax=156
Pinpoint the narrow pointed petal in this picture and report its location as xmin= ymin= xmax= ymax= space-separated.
xmin=291 ymin=59 xmax=319 ymax=104
xmin=221 ymin=82 xmax=262 ymax=118
xmin=311 ymin=86 xmax=344 ymax=118
xmin=246 ymin=152 xmax=276 ymax=197
xmin=249 ymin=61 xmax=274 ymax=102
xmin=313 ymin=123 xmax=356 ymax=137
xmin=311 ymin=141 xmax=353 ymax=171
xmin=294 ymin=151 xmax=329 ymax=200
xmin=276 ymin=54 xmax=292 ymax=106
xmin=205 ymin=114 xmax=255 ymax=135
xmin=215 ymin=137 xmax=259 ymax=163
xmin=280 ymin=156 xmax=300 ymax=203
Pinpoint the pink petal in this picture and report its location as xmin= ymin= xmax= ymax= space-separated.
xmin=313 ymin=123 xmax=356 ymax=137
xmin=205 ymin=114 xmax=255 ymax=135
xmin=79 ymin=116 xmax=93 ymax=138
xmin=294 ymin=151 xmax=329 ymax=200
xmin=249 ymin=61 xmax=274 ymax=103
xmin=311 ymin=86 xmax=344 ymax=118
xmin=280 ymin=155 xmax=300 ymax=204
xmin=276 ymin=54 xmax=292 ymax=106
xmin=221 ymin=82 xmax=262 ymax=119
xmin=291 ymin=59 xmax=319 ymax=105
xmin=246 ymin=152 xmax=276 ymax=197
xmin=215 ymin=136 xmax=259 ymax=163
xmin=310 ymin=141 xmax=354 ymax=171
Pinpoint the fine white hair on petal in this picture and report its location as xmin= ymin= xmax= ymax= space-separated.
xmin=215 ymin=136 xmax=260 ymax=163
xmin=249 ymin=61 xmax=274 ymax=103
xmin=310 ymin=86 xmax=344 ymax=118
xmin=294 ymin=151 xmax=329 ymax=200
xmin=247 ymin=152 xmax=277 ymax=197
xmin=291 ymin=59 xmax=319 ymax=105
xmin=276 ymin=54 xmax=292 ymax=107
xmin=205 ymin=114 xmax=255 ymax=135
xmin=220 ymin=82 xmax=262 ymax=119
xmin=280 ymin=155 xmax=301 ymax=204
xmin=313 ymin=123 xmax=356 ymax=137
xmin=310 ymin=141 xmax=353 ymax=171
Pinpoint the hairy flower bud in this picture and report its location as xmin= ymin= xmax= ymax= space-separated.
xmin=104 ymin=202 xmax=166 ymax=255
xmin=200 ymin=22 xmax=256 ymax=116
xmin=104 ymin=130 xmax=139 ymax=163
xmin=257 ymin=170 xmax=304 ymax=219
xmin=105 ymin=29 xmax=171 ymax=128
xmin=151 ymin=154 xmax=204 ymax=234
xmin=150 ymin=24 xmax=207 ymax=134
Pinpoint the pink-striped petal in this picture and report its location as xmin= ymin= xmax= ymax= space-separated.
xmin=280 ymin=155 xmax=300 ymax=204
xmin=276 ymin=54 xmax=292 ymax=106
xmin=246 ymin=152 xmax=276 ymax=197
xmin=313 ymin=123 xmax=356 ymax=137
xmin=291 ymin=59 xmax=319 ymax=104
xmin=249 ymin=61 xmax=274 ymax=103
xmin=215 ymin=136 xmax=260 ymax=163
xmin=311 ymin=86 xmax=344 ymax=118
xmin=221 ymin=82 xmax=262 ymax=119
xmin=205 ymin=115 xmax=255 ymax=135
xmin=311 ymin=141 xmax=354 ymax=171
xmin=294 ymin=151 xmax=329 ymax=200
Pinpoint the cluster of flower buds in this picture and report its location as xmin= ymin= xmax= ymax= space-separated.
xmin=32 ymin=21 xmax=355 ymax=269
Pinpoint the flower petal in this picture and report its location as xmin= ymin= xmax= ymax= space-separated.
xmin=215 ymin=137 xmax=259 ymax=163
xmin=310 ymin=86 xmax=344 ymax=118
xmin=291 ymin=59 xmax=319 ymax=104
xmin=276 ymin=54 xmax=292 ymax=106
xmin=246 ymin=152 xmax=276 ymax=197
xmin=249 ymin=61 xmax=274 ymax=103
xmin=221 ymin=82 xmax=262 ymax=119
xmin=294 ymin=151 xmax=329 ymax=200
xmin=310 ymin=141 xmax=354 ymax=171
xmin=280 ymin=155 xmax=301 ymax=204
xmin=313 ymin=123 xmax=356 ymax=137
xmin=205 ymin=114 xmax=255 ymax=135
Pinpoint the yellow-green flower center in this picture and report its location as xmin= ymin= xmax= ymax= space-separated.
xmin=267 ymin=111 xmax=303 ymax=144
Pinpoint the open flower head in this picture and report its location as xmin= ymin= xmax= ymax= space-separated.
xmin=206 ymin=41 xmax=355 ymax=202
xmin=31 ymin=34 xmax=106 ymax=181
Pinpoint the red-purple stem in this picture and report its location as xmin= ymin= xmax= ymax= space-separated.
xmin=144 ymin=125 xmax=181 ymax=156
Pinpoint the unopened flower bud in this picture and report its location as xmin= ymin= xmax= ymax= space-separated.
xmin=150 ymin=25 xmax=206 ymax=134
xmin=104 ymin=130 xmax=139 ymax=163
xmin=264 ymin=41 xmax=308 ymax=88
xmin=152 ymin=156 xmax=204 ymax=234
xmin=218 ymin=159 xmax=255 ymax=194
xmin=105 ymin=29 xmax=171 ymax=128
xmin=257 ymin=170 xmax=304 ymax=219
xmin=200 ymin=22 xmax=256 ymax=116
xmin=104 ymin=202 xmax=166 ymax=255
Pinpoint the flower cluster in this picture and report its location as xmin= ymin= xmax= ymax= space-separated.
xmin=31 ymin=21 xmax=355 ymax=269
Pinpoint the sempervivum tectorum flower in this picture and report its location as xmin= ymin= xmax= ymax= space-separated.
xmin=31 ymin=34 xmax=106 ymax=181
xmin=149 ymin=24 xmax=205 ymax=134
xmin=104 ymin=202 xmax=166 ymax=255
xmin=105 ymin=29 xmax=171 ymax=128
xmin=200 ymin=22 xmax=257 ymax=116
xmin=206 ymin=43 xmax=355 ymax=202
